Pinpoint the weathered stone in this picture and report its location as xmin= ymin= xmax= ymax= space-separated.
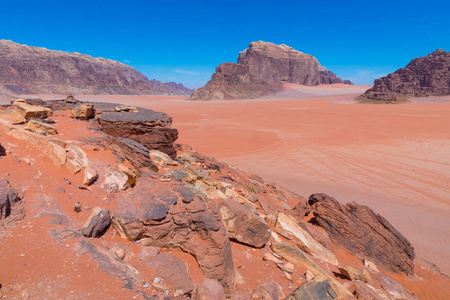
xmin=338 ymin=265 xmax=371 ymax=283
xmin=219 ymin=199 xmax=271 ymax=248
xmin=101 ymin=169 xmax=129 ymax=193
xmin=81 ymin=207 xmax=111 ymax=238
xmin=107 ymin=137 xmax=158 ymax=172
xmin=27 ymin=119 xmax=58 ymax=135
xmin=13 ymin=101 xmax=52 ymax=119
xmin=308 ymin=193 xmax=415 ymax=274
xmin=270 ymin=241 xmax=352 ymax=298
xmin=298 ymin=222 xmax=334 ymax=252
xmin=251 ymin=283 xmax=282 ymax=300
xmin=65 ymin=143 xmax=88 ymax=174
xmin=146 ymin=253 xmax=194 ymax=295
xmin=274 ymin=213 xmax=338 ymax=265
xmin=286 ymin=197 xmax=311 ymax=222
xmin=71 ymin=103 xmax=95 ymax=120
xmin=0 ymin=177 xmax=19 ymax=220
xmin=98 ymin=107 xmax=178 ymax=159
xmin=111 ymin=179 xmax=235 ymax=295
xmin=195 ymin=278 xmax=226 ymax=300
xmin=348 ymin=281 xmax=386 ymax=300
xmin=358 ymin=49 xmax=450 ymax=103
xmin=285 ymin=274 xmax=339 ymax=300
xmin=83 ymin=166 xmax=99 ymax=186
xmin=149 ymin=149 xmax=178 ymax=166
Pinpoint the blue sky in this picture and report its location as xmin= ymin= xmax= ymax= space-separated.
xmin=2 ymin=0 xmax=449 ymax=88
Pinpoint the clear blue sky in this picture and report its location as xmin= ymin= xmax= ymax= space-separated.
xmin=2 ymin=0 xmax=449 ymax=88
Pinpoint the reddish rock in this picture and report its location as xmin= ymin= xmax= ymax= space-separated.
xmin=146 ymin=253 xmax=194 ymax=295
xmin=308 ymin=193 xmax=415 ymax=274
xmin=219 ymin=199 xmax=271 ymax=248
xmin=195 ymin=278 xmax=226 ymax=300
xmin=98 ymin=107 xmax=178 ymax=159
xmin=251 ymin=283 xmax=282 ymax=300
xmin=298 ymin=222 xmax=334 ymax=252
xmin=111 ymin=178 xmax=235 ymax=294
xmin=286 ymin=196 xmax=311 ymax=222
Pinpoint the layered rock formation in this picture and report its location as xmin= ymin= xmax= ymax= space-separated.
xmin=358 ymin=49 xmax=450 ymax=103
xmin=0 ymin=40 xmax=193 ymax=98
xmin=190 ymin=41 xmax=352 ymax=100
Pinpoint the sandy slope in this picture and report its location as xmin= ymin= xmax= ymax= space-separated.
xmin=8 ymin=84 xmax=450 ymax=275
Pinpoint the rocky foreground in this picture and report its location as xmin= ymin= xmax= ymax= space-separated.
xmin=190 ymin=41 xmax=352 ymax=100
xmin=0 ymin=98 xmax=449 ymax=299
xmin=0 ymin=40 xmax=193 ymax=99
xmin=357 ymin=49 xmax=450 ymax=103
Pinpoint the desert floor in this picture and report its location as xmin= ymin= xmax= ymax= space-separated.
xmin=15 ymin=84 xmax=450 ymax=275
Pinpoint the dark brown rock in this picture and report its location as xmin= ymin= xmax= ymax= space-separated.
xmin=107 ymin=137 xmax=158 ymax=172
xmin=0 ymin=177 xmax=19 ymax=220
xmin=190 ymin=41 xmax=352 ymax=100
xmin=219 ymin=199 xmax=271 ymax=248
xmin=285 ymin=275 xmax=338 ymax=300
xmin=81 ymin=207 xmax=111 ymax=238
xmin=0 ymin=39 xmax=193 ymax=98
xmin=111 ymin=178 xmax=235 ymax=295
xmin=98 ymin=107 xmax=178 ymax=159
xmin=308 ymin=193 xmax=415 ymax=274
xmin=358 ymin=49 xmax=450 ymax=103
xmin=0 ymin=142 xmax=5 ymax=156
xmin=146 ymin=253 xmax=194 ymax=295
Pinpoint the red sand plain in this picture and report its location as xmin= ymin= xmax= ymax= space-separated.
xmin=18 ymin=84 xmax=450 ymax=276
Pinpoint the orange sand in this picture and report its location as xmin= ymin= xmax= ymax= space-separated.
xmin=9 ymin=85 xmax=450 ymax=276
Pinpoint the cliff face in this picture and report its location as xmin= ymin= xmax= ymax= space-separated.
xmin=190 ymin=41 xmax=352 ymax=100
xmin=358 ymin=49 xmax=450 ymax=103
xmin=0 ymin=40 xmax=193 ymax=98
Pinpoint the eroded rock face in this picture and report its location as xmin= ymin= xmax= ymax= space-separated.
xmin=358 ymin=49 xmax=450 ymax=103
xmin=0 ymin=40 xmax=193 ymax=97
xmin=98 ymin=107 xmax=178 ymax=159
xmin=190 ymin=41 xmax=352 ymax=100
xmin=81 ymin=207 xmax=111 ymax=238
xmin=111 ymin=178 xmax=235 ymax=294
xmin=308 ymin=193 xmax=415 ymax=274
xmin=219 ymin=199 xmax=271 ymax=248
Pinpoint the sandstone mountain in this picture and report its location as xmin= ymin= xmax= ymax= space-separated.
xmin=358 ymin=49 xmax=450 ymax=103
xmin=190 ymin=41 xmax=352 ymax=100
xmin=0 ymin=40 xmax=193 ymax=99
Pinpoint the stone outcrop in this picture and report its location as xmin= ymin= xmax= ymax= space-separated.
xmin=98 ymin=107 xmax=178 ymax=159
xmin=111 ymin=178 xmax=235 ymax=295
xmin=285 ymin=274 xmax=338 ymax=300
xmin=219 ymin=199 xmax=271 ymax=248
xmin=308 ymin=193 xmax=415 ymax=274
xmin=190 ymin=41 xmax=352 ymax=100
xmin=358 ymin=49 xmax=450 ymax=103
xmin=0 ymin=39 xmax=193 ymax=99
xmin=71 ymin=103 xmax=95 ymax=120
xmin=145 ymin=253 xmax=194 ymax=295
xmin=81 ymin=207 xmax=111 ymax=238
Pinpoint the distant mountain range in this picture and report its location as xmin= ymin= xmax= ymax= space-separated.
xmin=0 ymin=40 xmax=193 ymax=99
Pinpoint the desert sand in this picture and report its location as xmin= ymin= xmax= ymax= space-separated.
xmin=26 ymin=83 xmax=446 ymax=276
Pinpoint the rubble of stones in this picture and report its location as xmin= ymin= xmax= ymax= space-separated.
xmin=0 ymin=97 xmax=444 ymax=299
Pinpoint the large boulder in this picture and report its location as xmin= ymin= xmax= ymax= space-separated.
xmin=358 ymin=49 xmax=450 ymax=103
xmin=308 ymin=193 xmax=415 ymax=274
xmin=111 ymin=178 xmax=235 ymax=295
xmin=219 ymin=199 xmax=271 ymax=248
xmin=145 ymin=253 xmax=194 ymax=295
xmin=71 ymin=103 xmax=95 ymax=120
xmin=12 ymin=100 xmax=52 ymax=119
xmin=98 ymin=107 xmax=178 ymax=159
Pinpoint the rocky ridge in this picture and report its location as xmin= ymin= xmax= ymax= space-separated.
xmin=358 ymin=49 xmax=450 ymax=103
xmin=0 ymin=40 xmax=193 ymax=99
xmin=190 ymin=41 xmax=352 ymax=100
xmin=0 ymin=99 xmax=449 ymax=299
